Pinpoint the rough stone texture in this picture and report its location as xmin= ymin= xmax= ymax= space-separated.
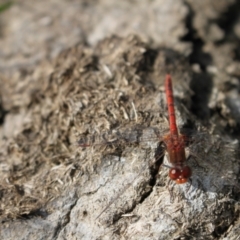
xmin=0 ymin=0 xmax=189 ymax=74
xmin=185 ymin=0 xmax=235 ymax=42
xmin=0 ymin=0 xmax=240 ymax=239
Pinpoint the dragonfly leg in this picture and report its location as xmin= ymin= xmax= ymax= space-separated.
xmin=167 ymin=178 xmax=175 ymax=203
xmin=187 ymin=153 xmax=206 ymax=172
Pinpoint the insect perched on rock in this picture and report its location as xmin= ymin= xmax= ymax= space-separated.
xmin=78 ymin=75 xmax=192 ymax=183
xmin=162 ymin=74 xmax=192 ymax=184
xmin=78 ymin=74 xmax=239 ymax=220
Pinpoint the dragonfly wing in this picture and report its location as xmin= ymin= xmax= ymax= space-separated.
xmin=77 ymin=126 xmax=168 ymax=148
xmin=188 ymin=133 xmax=239 ymax=190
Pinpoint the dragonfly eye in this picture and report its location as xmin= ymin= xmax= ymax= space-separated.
xmin=169 ymin=166 xmax=192 ymax=183
xmin=169 ymin=168 xmax=181 ymax=180
xmin=181 ymin=166 xmax=192 ymax=178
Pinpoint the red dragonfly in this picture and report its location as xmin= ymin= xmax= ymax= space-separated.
xmin=77 ymin=74 xmax=239 ymax=219
xmin=162 ymin=74 xmax=191 ymax=184
xmin=78 ymin=75 xmax=191 ymax=183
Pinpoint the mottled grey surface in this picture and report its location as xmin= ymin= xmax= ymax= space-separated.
xmin=1 ymin=0 xmax=240 ymax=239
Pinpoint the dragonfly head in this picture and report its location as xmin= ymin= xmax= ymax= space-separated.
xmin=169 ymin=166 xmax=192 ymax=184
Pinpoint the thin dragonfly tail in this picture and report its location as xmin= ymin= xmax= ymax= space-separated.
xmin=165 ymin=74 xmax=178 ymax=136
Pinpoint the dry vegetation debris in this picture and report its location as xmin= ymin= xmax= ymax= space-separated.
xmin=0 ymin=35 xmax=189 ymax=220
xmin=1 ymin=0 xmax=240 ymax=239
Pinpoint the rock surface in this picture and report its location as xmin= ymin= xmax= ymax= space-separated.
xmin=0 ymin=1 xmax=240 ymax=239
